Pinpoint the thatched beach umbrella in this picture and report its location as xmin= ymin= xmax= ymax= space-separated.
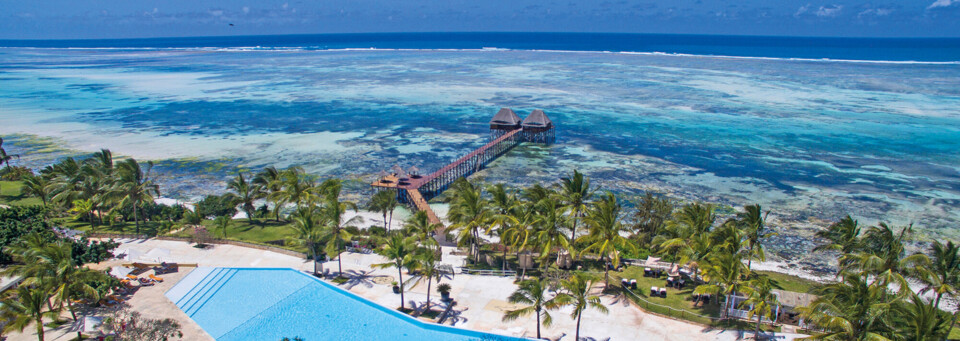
xmin=408 ymin=166 xmax=420 ymax=177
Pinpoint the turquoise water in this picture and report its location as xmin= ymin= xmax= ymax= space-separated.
xmin=1 ymin=46 xmax=959 ymax=262
xmin=166 ymin=268 xmax=523 ymax=341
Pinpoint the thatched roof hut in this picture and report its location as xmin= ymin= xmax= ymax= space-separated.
xmin=490 ymin=108 xmax=522 ymax=129
xmin=521 ymin=109 xmax=553 ymax=129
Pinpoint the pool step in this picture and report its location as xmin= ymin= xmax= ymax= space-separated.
xmin=175 ymin=268 xmax=239 ymax=317
xmin=175 ymin=268 xmax=226 ymax=307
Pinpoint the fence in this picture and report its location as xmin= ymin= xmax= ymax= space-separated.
xmin=621 ymin=285 xmax=723 ymax=326
xmin=459 ymin=268 xmax=517 ymax=277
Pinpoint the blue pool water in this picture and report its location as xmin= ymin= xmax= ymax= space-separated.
xmin=165 ymin=268 xmax=523 ymax=341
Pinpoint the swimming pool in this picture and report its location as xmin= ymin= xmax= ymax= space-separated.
xmin=165 ymin=268 xmax=527 ymax=341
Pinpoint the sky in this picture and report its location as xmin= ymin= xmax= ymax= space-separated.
xmin=1 ymin=0 xmax=958 ymax=40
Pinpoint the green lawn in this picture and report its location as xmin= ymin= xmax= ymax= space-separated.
xmin=753 ymin=270 xmax=819 ymax=293
xmin=0 ymin=180 xmax=42 ymax=206
xmin=619 ymin=265 xmax=723 ymax=324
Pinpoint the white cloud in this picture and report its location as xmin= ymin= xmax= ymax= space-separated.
xmin=242 ymin=6 xmax=250 ymax=14
xmin=795 ymin=4 xmax=810 ymax=17
xmin=928 ymin=0 xmax=957 ymax=9
xmin=816 ymin=5 xmax=843 ymax=17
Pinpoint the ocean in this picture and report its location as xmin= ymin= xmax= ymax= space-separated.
xmin=1 ymin=33 xmax=958 ymax=270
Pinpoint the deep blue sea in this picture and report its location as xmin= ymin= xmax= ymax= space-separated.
xmin=2 ymin=32 xmax=960 ymax=62
xmin=1 ymin=33 xmax=959 ymax=268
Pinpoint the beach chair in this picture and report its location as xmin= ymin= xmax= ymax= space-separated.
xmin=138 ymin=277 xmax=156 ymax=286
xmin=666 ymin=276 xmax=675 ymax=287
xmin=659 ymin=287 xmax=668 ymax=298
xmin=621 ymin=278 xmax=630 ymax=288
xmin=125 ymin=274 xmax=139 ymax=281
xmin=132 ymin=263 xmax=150 ymax=271
xmin=630 ymin=279 xmax=638 ymax=290
xmin=643 ymin=267 xmax=652 ymax=277
xmin=149 ymin=274 xmax=164 ymax=282
xmin=650 ymin=286 xmax=658 ymax=296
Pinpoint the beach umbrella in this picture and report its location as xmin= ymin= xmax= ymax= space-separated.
xmin=110 ymin=266 xmax=133 ymax=279
xmin=408 ymin=166 xmax=420 ymax=176
xmin=144 ymin=248 xmax=171 ymax=262
xmin=124 ymin=249 xmax=143 ymax=261
xmin=391 ymin=165 xmax=403 ymax=174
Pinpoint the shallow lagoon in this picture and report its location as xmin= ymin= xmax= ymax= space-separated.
xmin=1 ymin=48 xmax=959 ymax=267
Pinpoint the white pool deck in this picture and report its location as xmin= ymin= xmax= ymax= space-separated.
xmin=5 ymin=238 xmax=809 ymax=341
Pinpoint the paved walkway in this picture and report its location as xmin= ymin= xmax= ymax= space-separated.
xmin=5 ymin=239 xmax=808 ymax=341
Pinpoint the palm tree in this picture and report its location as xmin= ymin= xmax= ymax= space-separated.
xmin=291 ymin=205 xmax=326 ymax=275
xmin=20 ymin=174 xmax=51 ymax=207
xmin=0 ymin=285 xmax=58 ymax=341
xmin=447 ymin=178 xmax=492 ymax=263
xmin=404 ymin=210 xmax=441 ymax=250
xmin=228 ymin=172 xmax=264 ymax=223
xmin=369 ymin=190 xmax=399 ymax=230
xmin=557 ymin=170 xmax=592 ymax=242
xmin=406 ymin=249 xmax=445 ymax=313
xmin=0 ymin=137 xmax=20 ymax=168
xmin=276 ymin=167 xmax=317 ymax=211
xmin=502 ymin=204 xmax=540 ymax=278
xmin=502 ymin=277 xmax=561 ymax=339
xmin=694 ymin=251 xmax=748 ymax=316
xmin=919 ymin=241 xmax=960 ymax=309
xmin=319 ymin=179 xmax=361 ymax=276
xmin=844 ymin=223 xmax=928 ymax=291
xmin=373 ymin=234 xmax=417 ymax=309
xmin=69 ymin=199 xmax=96 ymax=230
xmin=213 ymin=216 xmax=231 ymax=239
xmin=658 ymin=202 xmax=716 ymax=273
xmin=254 ymin=166 xmax=285 ymax=222
xmin=736 ymin=204 xmax=775 ymax=271
xmin=554 ymin=273 xmax=608 ymax=341
xmin=107 ymin=158 xmax=160 ymax=235
xmin=740 ymin=276 xmax=780 ymax=339
xmin=488 ymin=184 xmax=518 ymax=271
xmin=798 ymin=272 xmax=897 ymax=341
xmin=3 ymin=235 xmax=102 ymax=321
xmin=813 ymin=215 xmax=863 ymax=275
xmin=579 ymin=192 xmax=635 ymax=287
xmin=893 ymin=294 xmax=951 ymax=341
xmin=631 ymin=192 xmax=674 ymax=248
xmin=532 ymin=196 xmax=570 ymax=268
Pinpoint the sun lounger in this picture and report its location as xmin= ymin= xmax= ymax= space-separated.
xmin=630 ymin=279 xmax=637 ymax=290
xmin=149 ymin=274 xmax=164 ymax=282
xmin=621 ymin=278 xmax=630 ymax=288
xmin=644 ymin=268 xmax=652 ymax=277
xmin=132 ymin=263 xmax=150 ymax=270
xmin=659 ymin=287 xmax=668 ymax=297
xmin=126 ymin=274 xmax=139 ymax=280
xmin=650 ymin=286 xmax=658 ymax=296
xmin=138 ymin=277 xmax=156 ymax=286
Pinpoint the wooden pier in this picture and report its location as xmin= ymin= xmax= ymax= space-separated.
xmin=372 ymin=108 xmax=555 ymax=230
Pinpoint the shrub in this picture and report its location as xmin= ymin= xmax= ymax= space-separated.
xmin=71 ymin=237 xmax=119 ymax=264
xmin=196 ymin=194 xmax=238 ymax=219
xmin=0 ymin=166 xmax=33 ymax=181
xmin=0 ymin=206 xmax=55 ymax=264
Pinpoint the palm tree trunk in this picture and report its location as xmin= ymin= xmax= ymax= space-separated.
xmin=337 ymin=253 xmax=343 ymax=276
xmin=312 ymin=250 xmax=318 ymax=275
xmin=36 ymin=315 xmax=44 ymax=341
xmin=575 ymin=313 xmax=582 ymax=341
xmin=398 ymin=267 xmax=405 ymax=309
xmin=747 ymin=244 xmax=754 ymax=271
xmin=426 ymin=277 xmax=433 ymax=313
xmin=388 ymin=209 xmax=394 ymax=231
xmin=536 ymin=310 xmax=541 ymax=339
xmin=935 ymin=292 xmax=943 ymax=310
xmin=755 ymin=313 xmax=762 ymax=340
xmin=502 ymin=246 xmax=508 ymax=272
xmin=571 ymin=214 xmax=578 ymax=243
xmin=133 ymin=199 xmax=141 ymax=235
xmin=383 ymin=212 xmax=388 ymax=230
